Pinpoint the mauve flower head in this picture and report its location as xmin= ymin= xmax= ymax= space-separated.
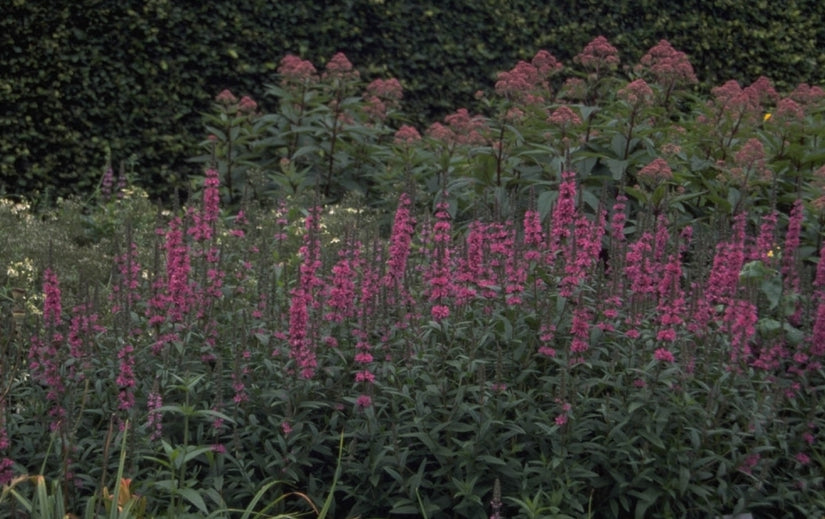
xmin=770 ymin=97 xmax=805 ymax=127
xmin=364 ymin=78 xmax=403 ymax=120
xmin=356 ymin=394 xmax=372 ymax=408
xmin=444 ymin=108 xmax=487 ymax=145
xmin=394 ymin=125 xmax=421 ymax=146
xmin=637 ymin=39 xmax=697 ymax=87
xmin=710 ymin=80 xmax=761 ymax=120
xmin=495 ymin=61 xmax=539 ymax=100
xmin=548 ymin=105 xmax=582 ymax=129
xmin=711 ymin=80 xmax=746 ymax=106
xmin=574 ymin=36 xmax=620 ymax=72
xmin=504 ymin=107 xmax=525 ymax=122
xmin=531 ymin=49 xmax=563 ymax=77
xmin=559 ymin=77 xmax=587 ymax=101
xmin=323 ymin=52 xmax=359 ymax=81
xmin=215 ymin=89 xmax=237 ymax=105
xmin=790 ymin=83 xmax=825 ymax=108
xmin=734 ymin=138 xmax=768 ymax=178
xmin=744 ymin=76 xmax=779 ymax=108
xmin=618 ymin=79 xmax=654 ymax=107
xmin=426 ymin=121 xmax=454 ymax=143
xmin=495 ymin=51 xmax=560 ymax=104
xmin=367 ymin=77 xmax=403 ymax=101
xmin=427 ymin=110 xmax=487 ymax=146
xmin=278 ymin=54 xmax=318 ymax=84
xmin=238 ymin=95 xmax=258 ymax=114
xmin=637 ymin=157 xmax=673 ymax=185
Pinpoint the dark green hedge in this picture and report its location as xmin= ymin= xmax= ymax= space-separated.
xmin=2 ymin=0 xmax=823 ymax=201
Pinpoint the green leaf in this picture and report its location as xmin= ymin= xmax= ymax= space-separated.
xmin=182 ymin=446 xmax=215 ymax=465
xmin=178 ymin=487 xmax=209 ymax=514
xmin=678 ymin=466 xmax=690 ymax=495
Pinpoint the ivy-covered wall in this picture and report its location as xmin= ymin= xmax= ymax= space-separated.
xmin=2 ymin=0 xmax=823 ymax=200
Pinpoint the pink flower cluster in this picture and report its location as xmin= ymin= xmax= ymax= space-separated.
xmin=394 ymin=124 xmax=422 ymax=145
xmin=427 ymin=108 xmax=487 ymax=147
xmin=574 ymin=36 xmax=620 ymax=74
xmin=547 ymin=105 xmax=582 ymax=131
xmin=618 ymin=79 xmax=654 ymax=108
xmin=637 ymin=157 xmax=673 ymax=185
xmin=215 ymin=89 xmax=257 ymax=114
xmin=278 ymin=54 xmax=318 ymax=86
xmin=364 ymin=78 xmax=403 ymax=121
xmin=495 ymin=50 xmax=562 ymax=104
xmin=731 ymin=138 xmax=768 ymax=184
xmin=323 ymin=52 xmax=359 ymax=82
xmin=636 ymin=40 xmax=697 ymax=89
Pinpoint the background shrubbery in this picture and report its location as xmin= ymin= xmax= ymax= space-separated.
xmin=2 ymin=0 xmax=824 ymax=201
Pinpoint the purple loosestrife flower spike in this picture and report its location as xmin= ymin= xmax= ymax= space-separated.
xmin=29 ymin=268 xmax=67 ymax=431
xmin=547 ymin=171 xmax=577 ymax=260
xmin=426 ymin=199 xmax=456 ymax=320
xmin=384 ymin=193 xmax=415 ymax=288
